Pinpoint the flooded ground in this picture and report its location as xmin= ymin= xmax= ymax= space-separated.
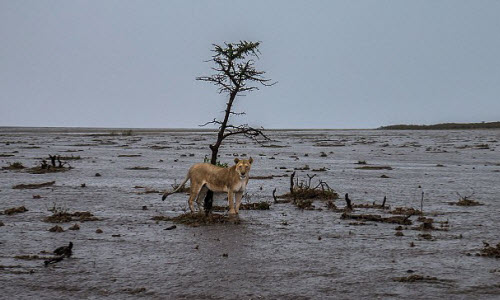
xmin=1 ymin=127 xmax=499 ymax=299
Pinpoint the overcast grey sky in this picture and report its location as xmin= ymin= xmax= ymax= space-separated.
xmin=1 ymin=1 xmax=499 ymax=129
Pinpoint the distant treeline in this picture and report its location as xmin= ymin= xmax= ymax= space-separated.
xmin=379 ymin=121 xmax=500 ymax=130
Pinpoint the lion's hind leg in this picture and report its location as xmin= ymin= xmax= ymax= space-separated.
xmin=188 ymin=183 xmax=203 ymax=213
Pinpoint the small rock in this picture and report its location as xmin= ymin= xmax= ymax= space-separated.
xmin=112 ymin=234 xmax=121 ymax=237
xmin=222 ymin=253 xmax=228 ymax=257
xmin=142 ymin=205 xmax=148 ymax=210
xmin=96 ymin=228 xmax=103 ymax=233
xmin=33 ymin=195 xmax=41 ymax=199
xmin=395 ymin=231 xmax=404 ymax=237
xmin=95 ymin=173 xmax=101 ymax=177
xmin=164 ymin=225 xmax=177 ymax=231
xmin=0 ymin=221 xmax=4 ymax=226
xmin=410 ymin=242 xmax=415 ymax=247
xmin=318 ymin=236 xmax=322 ymax=240
xmin=81 ymin=183 xmax=86 ymax=188
xmin=194 ymin=245 xmax=199 ymax=250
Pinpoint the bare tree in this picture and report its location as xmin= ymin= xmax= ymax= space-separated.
xmin=197 ymin=40 xmax=275 ymax=213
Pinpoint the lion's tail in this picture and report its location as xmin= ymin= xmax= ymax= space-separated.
xmin=162 ymin=171 xmax=190 ymax=201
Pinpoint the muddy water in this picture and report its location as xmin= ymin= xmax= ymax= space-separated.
xmin=0 ymin=128 xmax=499 ymax=299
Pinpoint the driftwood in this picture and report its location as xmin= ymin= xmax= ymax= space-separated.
xmin=345 ymin=193 xmax=353 ymax=210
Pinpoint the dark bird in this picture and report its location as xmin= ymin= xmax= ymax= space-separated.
xmin=54 ymin=242 xmax=73 ymax=257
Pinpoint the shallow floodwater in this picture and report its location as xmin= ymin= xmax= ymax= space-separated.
xmin=0 ymin=128 xmax=499 ymax=299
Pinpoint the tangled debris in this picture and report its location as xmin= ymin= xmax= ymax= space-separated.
xmin=27 ymin=155 xmax=72 ymax=174
xmin=280 ymin=172 xmax=339 ymax=201
xmin=13 ymin=181 xmax=55 ymax=189
xmin=449 ymin=191 xmax=483 ymax=206
xmin=152 ymin=213 xmax=240 ymax=227
xmin=478 ymin=242 xmax=500 ymax=258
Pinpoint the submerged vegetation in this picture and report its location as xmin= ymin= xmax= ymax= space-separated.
xmin=13 ymin=181 xmax=55 ymax=189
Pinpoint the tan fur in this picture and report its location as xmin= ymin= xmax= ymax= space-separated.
xmin=162 ymin=157 xmax=253 ymax=214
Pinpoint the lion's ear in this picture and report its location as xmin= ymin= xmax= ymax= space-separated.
xmin=249 ymin=157 xmax=253 ymax=164
xmin=234 ymin=158 xmax=240 ymax=164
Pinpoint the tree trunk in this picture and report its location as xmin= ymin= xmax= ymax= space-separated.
xmin=203 ymin=90 xmax=239 ymax=214
xmin=203 ymin=147 xmax=218 ymax=214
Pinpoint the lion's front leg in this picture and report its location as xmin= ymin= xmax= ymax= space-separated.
xmin=235 ymin=192 xmax=243 ymax=214
xmin=227 ymin=192 xmax=236 ymax=215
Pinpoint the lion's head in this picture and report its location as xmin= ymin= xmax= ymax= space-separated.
xmin=234 ymin=157 xmax=253 ymax=179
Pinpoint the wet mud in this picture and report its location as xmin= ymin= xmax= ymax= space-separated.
xmin=1 ymin=128 xmax=500 ymax=299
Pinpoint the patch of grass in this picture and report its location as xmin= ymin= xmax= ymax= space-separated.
xmin=4 ymin=206 xmax=28 ymax=215
xmin=44 ymin=211 xmax=98 ymax=223
xmin=2 ymin=162 xmax=25 ymax=170
xmin=390 ymin=207 xmax=422 ymax=215
xmin=203 ymin=156 xmax=228 ymax=168
xmin=13 ymin=181 xmax=55 ymax=189
xmin=455 ymin=198 xmax=483 ymax=206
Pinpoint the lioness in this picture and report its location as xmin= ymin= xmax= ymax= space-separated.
xmin=162 ymin=157 xmax=253 ymax=215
